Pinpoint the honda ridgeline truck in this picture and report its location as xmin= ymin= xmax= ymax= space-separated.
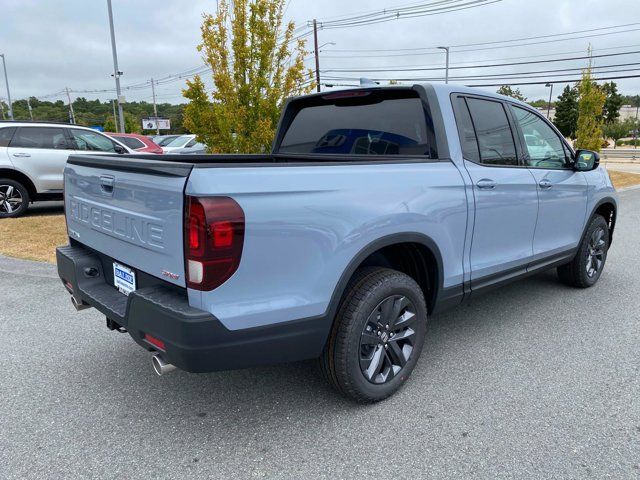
xmin=57 ymin=84 xmax=617 ymax=402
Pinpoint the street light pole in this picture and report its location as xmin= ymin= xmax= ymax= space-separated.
xmin=546 ymin=82 xmax=554 ymax=119
xmin=106 ymin=0 xmax=125 ymax=133
xmin=438 ymin=47 xmax=450 ymax=84
xmin=0 ymin=54 xmax=14 ymax=120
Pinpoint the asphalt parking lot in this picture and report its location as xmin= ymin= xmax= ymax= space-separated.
xmin=1 ymin=191 xmax=639 ymax=480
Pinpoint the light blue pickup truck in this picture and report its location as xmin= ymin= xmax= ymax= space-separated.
xmin=57 ymin=84 xmax=617 ymax=402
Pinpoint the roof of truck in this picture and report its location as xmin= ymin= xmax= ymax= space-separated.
xmin=297 ymin=82 xmax=530 ymax=108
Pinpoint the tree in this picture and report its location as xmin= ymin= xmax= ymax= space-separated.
xmin=104 ymin=112 xmax=142 ymax=133
xmin=553 ymin=85 xmax=579 ymax=139
xmin=182 ymin=0 xmax=314 ymax=153
xmin=603 ymin=119 xmax=633 ymax=148
xmin=529 ymin=99 xmax=550 ymax=109
xmin=601 ymin=81 xmax=623 ymax=124
xmin=575 ymin=66 xmax=606 ymax=151
xmin=497 ymin=85 xmax=526 ymax=101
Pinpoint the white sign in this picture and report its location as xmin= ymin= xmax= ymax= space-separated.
xmin=142 ymin=118 xmax=171 ymax=130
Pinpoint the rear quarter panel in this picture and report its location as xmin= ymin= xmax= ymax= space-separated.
xmin=186 ymin=161 xmax=468 ymax=330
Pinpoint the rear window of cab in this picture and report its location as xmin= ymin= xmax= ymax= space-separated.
xmin=276 ymin=89 xmax=437 ymax=158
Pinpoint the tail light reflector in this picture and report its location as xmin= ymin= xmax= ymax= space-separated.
xmin=144 ymin=333 xmax=165 ymax=351
xmin=184 ymin=196 xmax=245 ymax=291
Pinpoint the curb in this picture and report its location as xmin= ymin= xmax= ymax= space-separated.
xmin=617 ymin=184 xmax=640 ymax=193
xmin=0 ymin=254 xmax=58 ymax=279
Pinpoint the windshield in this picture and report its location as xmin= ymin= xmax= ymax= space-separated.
xmin=165 ymin=135 xmax=192 ymax=148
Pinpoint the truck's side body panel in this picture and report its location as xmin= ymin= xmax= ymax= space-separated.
xmin=186 ymin=161 xmax=467 ymax=330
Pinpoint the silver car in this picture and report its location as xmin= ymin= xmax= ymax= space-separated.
xmin=0 ymin=121 xmax=131 ymax=217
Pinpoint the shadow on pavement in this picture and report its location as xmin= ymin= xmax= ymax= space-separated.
xmin=23 ymin=201 xmax=64 ymax=217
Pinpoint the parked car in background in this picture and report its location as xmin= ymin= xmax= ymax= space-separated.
xmin=173 ymin=142 xmax=207 ymax=154
xmin=106 ymin=132 xmax=163 ymax=154
xmin=161 ymin=134 xmax=198 ymax=153
xmin=0 ymin=121 xmax=132 ymax=217
xmin=56 ymin=84 xmax=617 ymax=402
xmin=152 ymin=135 xmax=181 ymax=147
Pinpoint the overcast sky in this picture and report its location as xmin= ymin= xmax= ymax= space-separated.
xmin=1 ymin=0 xmax=639 ymax=106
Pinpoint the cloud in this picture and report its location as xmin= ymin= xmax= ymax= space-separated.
xmin=1 ymin=0 xmax=638 ymax=104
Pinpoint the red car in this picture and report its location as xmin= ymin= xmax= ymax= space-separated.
xmin=105 ymin=133 xmax=163 ymax=154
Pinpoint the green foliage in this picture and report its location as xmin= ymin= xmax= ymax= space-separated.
xmin=601 ymin=81 xmax=623 ymax=124
xmin=603 ymin=119 xmax=634 ymax=148
xmin=621 ymin=94 xmax=640 ymax=108
xmin=575 ymin=67 xmax=606 ymax=152
xmin=529 ymin=99 xmax=551 ymax=109
xmin=182 ymin=0 xmax=314 ymax=153
xmin=553 ymin=85 xmax=579 ymax=139
xmin=496 ymin=85 xmax=526 ymax=101
xmin=103 ymin=112 xmax=142 ymax=133
xmin=6 ymin=96 xmax=188 ymax=133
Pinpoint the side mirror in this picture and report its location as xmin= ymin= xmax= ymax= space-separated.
xmin=574 ymin=149 xmax=600 ymax=171
xmin=114 ymin=144 xmax=127 ymax=154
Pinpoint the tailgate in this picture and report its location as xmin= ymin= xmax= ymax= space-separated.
xmin=64 ymin=155 xmax=192 ymax=287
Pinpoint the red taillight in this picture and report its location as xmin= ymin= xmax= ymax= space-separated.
xmin=184 ymin=196 xmax=245 ymax=291
xmin=144 ymin=333 xmax=165 ymax=351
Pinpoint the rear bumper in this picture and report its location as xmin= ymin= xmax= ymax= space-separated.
xmin=56 ymin=243 xmax=330 ymax=373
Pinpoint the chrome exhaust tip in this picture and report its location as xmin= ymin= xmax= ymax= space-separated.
xmin=152 ymin=354 xmax=176 ymax=376
xmin=71 ymin=296 xmax=90 ymax=311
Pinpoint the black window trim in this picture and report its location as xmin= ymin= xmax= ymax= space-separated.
xmin=452 ymin=93 xmax=524 ymax=169
xmin=506 ymin=102 xmax=575 ymax=171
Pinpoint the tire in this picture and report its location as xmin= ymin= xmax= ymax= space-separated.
xmin=320 ymin=267 xmax=427 ymax=403
xmin=0 ymin=179 xmax=29 ymax=218
xmin=557 ymin=214 xmax=610 ymax=288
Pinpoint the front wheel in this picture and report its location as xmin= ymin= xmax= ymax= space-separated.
xmin=558 ymin=214 xmax=610 ymax=288
xmin=320 ymin=267 xmax=427 ymax=403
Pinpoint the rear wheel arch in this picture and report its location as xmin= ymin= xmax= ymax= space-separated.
xmin=0 ymin=168 xmax=37 ymax=199
xmin=326 ymin=233 xmax=444 ymax=321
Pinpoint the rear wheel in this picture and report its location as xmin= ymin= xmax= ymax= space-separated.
xmin=320 ymin=267 xmax=427 ymax=403
xmin=558 ymin=214 xmax=609 ymax=288
xmin=0 ymin=179 xmax=29 ymax=218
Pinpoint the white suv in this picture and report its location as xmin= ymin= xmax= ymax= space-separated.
xmin=0 ymin=122 xmax=132 ymax=217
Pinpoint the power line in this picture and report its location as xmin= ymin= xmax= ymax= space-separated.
xmin=324 ymin=49 xmax=640 ymax=73
xmin=322 ymin=22 xmax=640 ymax=53
xmin=314 ymin=0 xmax=501 ymax=29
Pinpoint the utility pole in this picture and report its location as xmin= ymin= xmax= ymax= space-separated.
xmin=65 ymin=87 xmax=76 ymax=124
xmin=634 ymin=96 xmax=639 ymax=150
xmin=0 ymin=54 xmax=14 ymax=120
xmin=438 ymin=47 xmax=450 ymax=84
xmin=26 ymin=97 xmax=33 ymax=120
xmin=151 ymin=78 xmax=159 ymax=135
xmin=313 ymin=19 xmax=321 ymax=92
xmin=107 ymin=0 xmax=125 ymax=133
xmin=111 ymin=99 xmax=118 ymax=131
xmin=545 ymin=83 xmax=554 ymax=119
